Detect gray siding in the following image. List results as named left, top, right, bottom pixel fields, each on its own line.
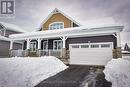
left=0, top=40, right=22, bottom=57
left=23, top=35, right=117, bottom=50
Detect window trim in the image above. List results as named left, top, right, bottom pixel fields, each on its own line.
left=53, top=40, right=63, bottom=50
left=49, top=22, right=64, bottom=30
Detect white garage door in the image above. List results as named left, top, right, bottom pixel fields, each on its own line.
left=69, top=42, right=113, bottom=65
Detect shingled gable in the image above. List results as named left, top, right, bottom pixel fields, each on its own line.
left=39, top=8, right=81, bottom=31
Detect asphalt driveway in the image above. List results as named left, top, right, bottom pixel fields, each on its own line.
left=35, top=65, right=111, bottom=87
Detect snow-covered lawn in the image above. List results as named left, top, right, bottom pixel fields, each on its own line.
left=104, top=58, right=130, bottom=87
left=0, top=56, right=68, bottom=87
left=123, top=56, right=130, bottom=61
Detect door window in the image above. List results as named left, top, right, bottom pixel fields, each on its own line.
left=53, top=40, right=63, bottom=50
left=43, top=41, right=48, bottom=50
left=30, top=42, right=37, bottom=52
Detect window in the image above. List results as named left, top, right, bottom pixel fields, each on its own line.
left=53, top=40, right=63, bottom=50
left=91, top=44, right=99, bottom=48
left=49, top=22, right=64, bottom=30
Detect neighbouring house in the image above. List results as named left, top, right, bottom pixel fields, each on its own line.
left=9, top=8, right=124, bottom=65
left=122, top=43, right=130, bottom=56
left=0, top=21, right=26, bottom=57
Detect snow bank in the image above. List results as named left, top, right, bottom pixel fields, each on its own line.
left=103, top=58, right=130, bottom=87
left=0, top=56, right=68, bottom=87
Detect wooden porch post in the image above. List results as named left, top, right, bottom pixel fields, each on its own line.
left=37, top=38, right=41, bottom=57
left=9, top=40, right=13, bottom=57
left=10, top=40, right=13, bottom=50
left=61, top=36, right=68, bottom=58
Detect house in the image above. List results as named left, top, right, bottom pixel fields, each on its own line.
left=9, top=8, right=124, bottom=65
left=0, top=21, right=26, bottom=57
left=122, top=43, right=130, bottom=56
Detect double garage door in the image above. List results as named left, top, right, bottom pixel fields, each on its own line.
left=69, top=42, right=113, bottom=65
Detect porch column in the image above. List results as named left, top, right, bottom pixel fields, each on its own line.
left=116, top=32, right=122, bottom=58
left=26, top=39, right=30, bottom=50
left=117, top=32, right=121, bottom=47
left=62, top=36, right=66, bottom=48
left=38, top=38, right=41, bottom=49
left=37, top=38, right=42, bottom=57
left=10, top=40, right=13, bottom=50
left=61, top=36, right=68, bottom=58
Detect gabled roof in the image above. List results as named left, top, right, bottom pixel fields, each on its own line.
left=0, top=21, right=26, bottom=33
left=40, top=8, right=81, bottom=28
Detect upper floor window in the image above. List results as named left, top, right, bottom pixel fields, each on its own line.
left=49, top=22, right=64, bottom=30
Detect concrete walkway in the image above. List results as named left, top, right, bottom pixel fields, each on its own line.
left=35, top=65, right=111, bottom=87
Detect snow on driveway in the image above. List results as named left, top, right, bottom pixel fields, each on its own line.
left=0, top=56, right=68, bottom=87
left=103, top=58, right=130, bottom=87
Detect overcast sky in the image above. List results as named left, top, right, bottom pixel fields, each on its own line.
left=0, top=0, right=130, bottom=44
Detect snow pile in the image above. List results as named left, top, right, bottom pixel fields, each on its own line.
left=103, top=58, right=130, bottom=87
left=0, top=56, right=68, bottom=87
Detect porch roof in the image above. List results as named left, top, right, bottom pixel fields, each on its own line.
left=9, top=25, right=123, bottom=40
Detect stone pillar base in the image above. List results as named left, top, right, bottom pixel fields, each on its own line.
left=113, top=47, right=122, bottom=59
left=25, top=49, right=29, bottom=57
left=61, top=48, right=67, bottom=58
left=116, top=47, right=122, bottom=58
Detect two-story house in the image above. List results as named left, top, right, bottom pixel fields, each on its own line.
left=9, top=8, right=123, bottom=65
left=0, top=21, right=26, bottom=57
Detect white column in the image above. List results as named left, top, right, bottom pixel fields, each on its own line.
left=117, top=32, right=121, bottom=47
left=38, top=38, right=41, bottom=49
left=10, top=40, right=13, bottom=50
left=26, top=39, right=30, bottom=50
left=62, top=36, right=66, bottom=48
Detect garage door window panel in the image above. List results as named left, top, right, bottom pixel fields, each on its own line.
left=81, top=45, right=89, bottom=48
left=101, top=44, right=110, bottom=48
left=91, top=44, right=99, bottom=48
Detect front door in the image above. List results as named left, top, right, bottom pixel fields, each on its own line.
left=43, top=41, right=48, bottom=50
left=30, top=42, right=37, bottom=52
left=53, top=40, right=63, bottom=50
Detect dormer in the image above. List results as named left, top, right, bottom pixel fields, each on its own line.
left=41, top=8, right=81, bottom=31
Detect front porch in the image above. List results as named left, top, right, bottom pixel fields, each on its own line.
left=9, top=37, right=69, bottom=64
left=10, top=49, right=69, bottom=64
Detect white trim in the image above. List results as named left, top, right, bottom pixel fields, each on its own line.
left=49, top=22, right=64, bottom=30
left=53, top=40, right=63, bottom=50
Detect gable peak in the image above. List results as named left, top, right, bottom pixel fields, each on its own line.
left=52, top=8, right=60, bottom=14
